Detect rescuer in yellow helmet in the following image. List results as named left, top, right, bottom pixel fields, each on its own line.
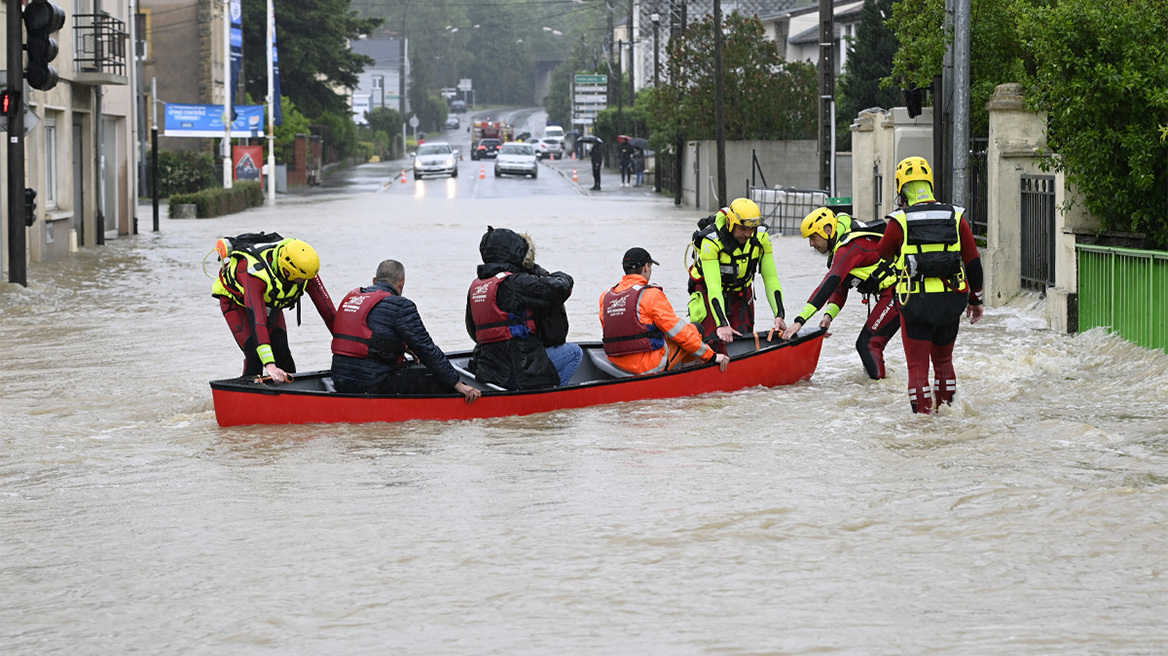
left=875, top=156, right=985, bottom=413
left=782, top=207, right=900, bottom=379
left=686, top=197, right=787, bottom=352
left=212, top=234, right=336, bottom=383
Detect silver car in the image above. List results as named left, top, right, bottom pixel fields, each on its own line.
left=494, top=142, right=539, bottom=178
left=412, top=142, right=459, bottom=179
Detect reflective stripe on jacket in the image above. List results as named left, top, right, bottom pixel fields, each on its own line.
left=889, top=203, right=966, bottom=295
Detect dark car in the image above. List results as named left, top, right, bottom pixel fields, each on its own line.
left=475, top=138, right=503, bottom=159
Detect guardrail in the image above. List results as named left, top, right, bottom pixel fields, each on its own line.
left=1077, top=244, right=1168, bottom=352
left=748, top=186, right=828, bottom=236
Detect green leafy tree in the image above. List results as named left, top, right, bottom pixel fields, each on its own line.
left=887, top=0, right=1032, bottom=136
left=272, top=96, right=312, bottom=164
left=651, top=12, right=817, bottom=150
left=1018, top=0, right=1168, bottom=248
left=242, top=0, right=381, bottom=118
left=837, top=0, right=901, bottom=149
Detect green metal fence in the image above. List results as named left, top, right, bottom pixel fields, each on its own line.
left=1077, top=244, right=1168, bottom=352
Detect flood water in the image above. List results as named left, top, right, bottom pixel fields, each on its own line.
left=2, top=167, right=1166, bottom=654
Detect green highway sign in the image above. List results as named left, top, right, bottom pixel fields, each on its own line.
left=574, top=74, right=607, bottom=85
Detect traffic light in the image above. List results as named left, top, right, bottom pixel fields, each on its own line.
left=24, top=188, right=38, bottom=227
left=24, top=0, right=66, bottom=92
left=1, top=88, right=17, bottom=117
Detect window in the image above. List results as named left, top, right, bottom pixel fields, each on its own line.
left=44, top=116, right=58, bottom=209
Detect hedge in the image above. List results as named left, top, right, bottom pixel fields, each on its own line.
left=169, top=182, right=264, bottom=219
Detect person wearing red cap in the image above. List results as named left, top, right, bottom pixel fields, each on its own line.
left=599, top=247, right=730, bottom=375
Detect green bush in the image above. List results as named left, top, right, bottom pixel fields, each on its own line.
left=153, top=150, right=219, bottom=196
left=169, top=181, right=264, bottom=218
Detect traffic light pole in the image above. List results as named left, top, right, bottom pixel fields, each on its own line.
left=7, top=0, right=28, bottom=286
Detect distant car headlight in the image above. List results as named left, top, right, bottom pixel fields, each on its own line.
left=444, top=157, right=454, bottom=167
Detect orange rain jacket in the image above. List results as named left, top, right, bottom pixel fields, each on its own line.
left=598, top=274, right=714, bottom=375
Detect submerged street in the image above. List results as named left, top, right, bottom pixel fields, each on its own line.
left=1, top=111, right=1166, bottom=653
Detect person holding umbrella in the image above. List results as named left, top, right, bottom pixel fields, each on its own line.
left=617, top=135, right=635, bottom=187
left=578, top=135, right=604, bottom=191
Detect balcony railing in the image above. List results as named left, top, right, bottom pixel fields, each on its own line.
left=73, top=13, right=128, bottom=85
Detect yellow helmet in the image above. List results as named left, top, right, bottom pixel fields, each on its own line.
left=276, top=239, right=320, bottom=281
left=800, top=207, right=837, bottom=240
left=895, top=156, right=933, bottom=193
left=725, top=198, right=762, bottom=230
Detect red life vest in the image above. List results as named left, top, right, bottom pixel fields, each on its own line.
left=468, top=272, right=537, bottom=344
left=330, top=288, right=403, bottom=363
left=602, top=284, right=665, bottom=357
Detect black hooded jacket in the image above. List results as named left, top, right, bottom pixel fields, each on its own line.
left=465, top=228, right=574, bottom=389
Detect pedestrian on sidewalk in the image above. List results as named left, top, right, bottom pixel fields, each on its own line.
left=633, top=148, right=646, bottom=187
left=619, top=140, right=634, bottom=187
left=589, top=144, right=603, bottom=191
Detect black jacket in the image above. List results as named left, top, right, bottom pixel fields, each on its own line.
left=331, top=282, right=460, bottom=393
left=465, top=228, right=574, bottom=389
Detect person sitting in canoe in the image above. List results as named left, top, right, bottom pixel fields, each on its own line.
left=212, top=233, right=336, bottom=383
left=330, top=260, right=480, bottom=404
left=599, top=247, right=729, bottom=375
left=466, top=227, right=582, bottom=389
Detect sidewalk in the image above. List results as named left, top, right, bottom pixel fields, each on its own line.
left=541, top=156, right=659, bottom=197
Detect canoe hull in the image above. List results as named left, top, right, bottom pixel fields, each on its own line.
left=210, top=332, right=823, bottom=426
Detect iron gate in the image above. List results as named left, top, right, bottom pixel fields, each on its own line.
left=1020, top=175, right=1056, bottom=291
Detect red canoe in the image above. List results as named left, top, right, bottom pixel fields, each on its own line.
left=209, top=330, right=824, bottom=426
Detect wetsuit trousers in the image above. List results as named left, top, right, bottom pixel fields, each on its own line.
left=856, top=288, right=901, bottom=380
left=221, top=298, right=295, bottom=377
left=897, top=291, right=968, bottom=413
left=693, top=281, right=755, bottom=355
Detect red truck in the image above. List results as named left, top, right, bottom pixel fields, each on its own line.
left=471, top=120, right=514, bottom=160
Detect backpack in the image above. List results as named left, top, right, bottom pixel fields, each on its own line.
left=214, top=231, right=285, bottom=261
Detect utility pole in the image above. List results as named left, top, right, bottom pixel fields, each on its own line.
left=7, top=0, right=27, bottom=285
left=627, top=0, right=634, bottom=103
left=671, top=0, right=686, bottom=206
left=152, top=77, right=159, bottom=231
left=651, top=13, right=660, bottom=88
left=818, top=0, right=835, bottom=194
left=713, top=0, right=726, bottom=206
left=950, top=0, right=971, bottom=207
left=265, top=0, right=275, bottom=204
left=221, top=0, right=232, bottom=189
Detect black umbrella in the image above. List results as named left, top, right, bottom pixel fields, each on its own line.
left=630, top=137, right=649, bottom=150
left=577, top=135, right=603, bottom=144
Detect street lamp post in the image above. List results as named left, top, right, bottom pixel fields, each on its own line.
left=651, top=13, right=660, bottom=87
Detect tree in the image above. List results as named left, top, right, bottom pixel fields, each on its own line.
left=837, top=0, right=901, bottom=149
left=242, top=0, right=381, bottom=118
left=887, top=0, right=1032, bottom=136
left=651, top=12, right=817, bottom=147
left=1018, top=0, right=1168, bottom=248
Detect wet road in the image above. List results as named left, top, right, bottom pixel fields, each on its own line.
left=1, top=109, right=1166, bottom=654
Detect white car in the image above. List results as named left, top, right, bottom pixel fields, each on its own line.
left=412, top=142, right=459, bottom=179
left=527, top=138, right=564, bottom=160
left=494, top=142, right=539, bottom=178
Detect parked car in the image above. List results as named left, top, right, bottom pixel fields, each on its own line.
left=494, top=142, right=539, bottom=178
left=445, top=115, right=460, bottom=130
left=475, top=138, right=503, bottom=159
left=412, top=142, right=459, bottom=179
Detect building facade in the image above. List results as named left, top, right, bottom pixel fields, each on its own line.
left=2, top=0, right=133, bottom=273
